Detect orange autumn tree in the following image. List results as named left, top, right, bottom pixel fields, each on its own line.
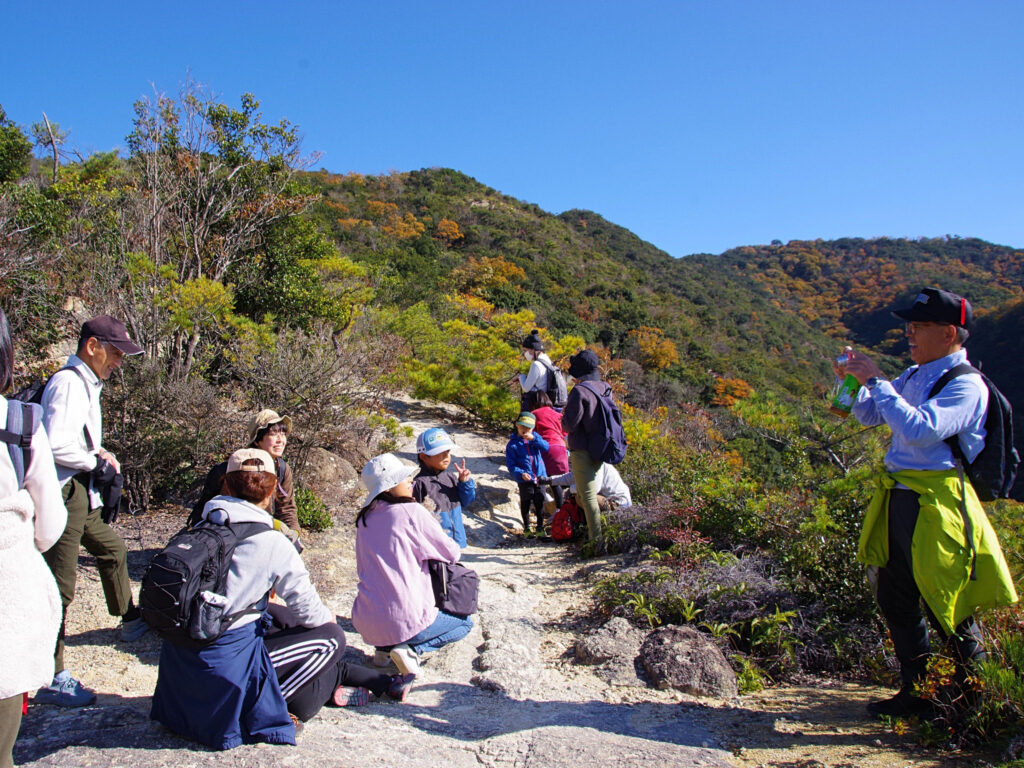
left=711, top=377, right=754, bottom=407
left=435, top=218, right=464, bottom=246
left=628, top=326, right=680, bottom=371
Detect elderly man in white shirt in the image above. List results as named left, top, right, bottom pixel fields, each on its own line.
left=37, top=316, right=144, bottom=708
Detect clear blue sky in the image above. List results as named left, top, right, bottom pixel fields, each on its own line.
left=3, top=1, right=1023, bottom=257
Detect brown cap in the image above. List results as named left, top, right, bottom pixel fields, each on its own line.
left=80, top=315, right=143, bottom=355
left=226, top=448, right=276, bottom=475
left=246, top=409, right=292, bottom=444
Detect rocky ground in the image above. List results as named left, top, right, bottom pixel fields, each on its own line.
left=13, top=398, right=997, bottom=767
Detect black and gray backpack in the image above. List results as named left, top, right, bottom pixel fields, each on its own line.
left=140, top=518, right=269, bottom=648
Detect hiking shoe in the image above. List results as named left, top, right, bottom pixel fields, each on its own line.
left=389, top=643, right=421, bottom=676
left=387, top=674, right=416, bottom=702
left=372, top=649, right=393, bottom=667
left=120, top=616, right=150, bottom=642
left=289, top=713, right=304, bottom=737
left=332, top=685, right=370, bottom=707
left=35, top=672, right=97, bottom=708
left=866, top=689, right=934, bottom=719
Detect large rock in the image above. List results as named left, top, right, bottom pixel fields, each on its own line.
left=575, top=617, right=646, bottom=665
left=301, top=447, right=358, bottom=507
left=639, top=625, right=737, bottom=699
left=575, top=616, right=648, bottom=687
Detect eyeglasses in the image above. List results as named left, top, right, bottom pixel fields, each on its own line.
left=905, top=322, right=950, bottom=334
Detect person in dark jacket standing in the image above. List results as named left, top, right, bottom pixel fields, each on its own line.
left=560, top=350, right=611, bottom=544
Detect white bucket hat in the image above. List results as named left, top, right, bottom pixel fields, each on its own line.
left=360, top=453, right=419, bottom=508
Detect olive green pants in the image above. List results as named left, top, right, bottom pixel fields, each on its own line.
left=0, top=694, right=22, bottom=768
left=42, top=476, right=132, bottom=674
left=569, top=450, right=603, bottom=543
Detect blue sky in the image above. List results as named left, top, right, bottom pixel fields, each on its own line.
left=3, top=1, right=1023, bottom=257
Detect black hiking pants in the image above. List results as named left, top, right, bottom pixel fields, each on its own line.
left=875, top=489, right=986, bottom=690
left=517, top=481, right=546, bottom=532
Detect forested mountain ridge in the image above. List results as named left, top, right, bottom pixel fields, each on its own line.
left=303, top=167, right=1024, bottom=413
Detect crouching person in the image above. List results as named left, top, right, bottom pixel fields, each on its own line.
left=150, top=449, right=403, bottom=750
left=352, top=454, right=473, bottom=685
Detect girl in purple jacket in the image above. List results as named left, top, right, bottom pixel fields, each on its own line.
left=351, top=454, right=474, bottom=689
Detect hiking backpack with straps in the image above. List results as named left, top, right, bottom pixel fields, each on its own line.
left=927, top=363, right=1019, bottom=501
left=539, top=358, right=568, bottom=409
left=1, top=400, right=39, bottom=489
left=139, top=519, right=270, bottom=648
left=577, top=381, right=628, bottom=464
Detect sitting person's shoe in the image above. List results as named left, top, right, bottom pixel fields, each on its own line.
left=332, top=685, right=370, bottom=707
left=386, top=673, right=416, bottom=702
left=866, top=688, right=933, bottom=719
left=120, top=616, right=150, bottom=642
left=289, top=712, right=305, bottom=737
left=389, top=643, right=421, bottom=676
left=35, top=671, right=97, bottom=708
left=372, top=649, right=393, bottom=667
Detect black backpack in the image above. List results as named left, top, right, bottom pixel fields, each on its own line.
left=140, top=519, right=269, bottom=648
left=539, top=358, right=568, bottom=409
left=1, top=400, right=39, bottom=489
left=928, top=363, right=1019, bottom=501
left=11, top=365, right=87, bottom=406
left=577, top=381, right=628, bottom=465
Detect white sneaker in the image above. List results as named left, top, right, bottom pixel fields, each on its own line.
left=372, top=649, right=392, bottom=667
left=389, top=644, right=421, bottom=676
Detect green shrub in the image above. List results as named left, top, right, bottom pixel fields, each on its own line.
left=295, top=487, right=333, bottom=531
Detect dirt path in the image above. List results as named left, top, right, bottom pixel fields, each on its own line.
left=13, top=398, right=987, bottom=767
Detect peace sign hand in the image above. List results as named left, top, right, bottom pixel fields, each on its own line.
left=457, top=459, right=472, bottom=482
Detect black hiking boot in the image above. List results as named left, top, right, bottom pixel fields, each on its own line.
left=866, top=688, right=934, bottom=719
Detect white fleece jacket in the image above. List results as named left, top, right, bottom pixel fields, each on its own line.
left=201, top=496, right=332, bottom=629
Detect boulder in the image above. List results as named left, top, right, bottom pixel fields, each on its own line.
left=639, top=625, right=737, bottom=699
left=575, top=617, right=646, bottom=665
left=301, top=447, right=358, bottom=507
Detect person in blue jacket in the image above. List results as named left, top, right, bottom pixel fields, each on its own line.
left=412, top=428, right=475, bottom=548
left=505, top=412, right=550, bottom=535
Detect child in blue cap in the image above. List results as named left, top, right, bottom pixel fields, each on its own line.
left=504, top=412, right=550, bottom=536
left=411, top=428, right=475, bottom=548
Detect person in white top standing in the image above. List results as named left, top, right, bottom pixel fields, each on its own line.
left=37, top=315, right=145, bottom=708
left=517, top=330, right=555, bottom=410
left=0, top=307, right=66, bottom=767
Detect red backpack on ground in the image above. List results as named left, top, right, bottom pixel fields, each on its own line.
left=550, top=496, right=585, bottom=541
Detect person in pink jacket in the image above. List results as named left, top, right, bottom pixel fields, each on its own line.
left=524, top=390, right=569, bottom=509
left=351, top=454, right=473, bottom=688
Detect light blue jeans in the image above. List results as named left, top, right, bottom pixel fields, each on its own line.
left=404, top=610, right=473, bottom=654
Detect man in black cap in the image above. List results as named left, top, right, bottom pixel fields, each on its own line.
left=36, top=316, right=145, bottom=707
left=840, top=288, right=1017, bottom=718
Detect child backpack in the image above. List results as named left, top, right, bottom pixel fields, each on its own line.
left=577, top=381, right=628, bottom=464
left=1, top=401, right=39, bottom=489
left=539, top=358, right=569, bottom=409
left=928, top=364, right=1019, bottom=501
left=139, top=519, right=269, bottom=648
left=550, top=496, right=585, bottom=541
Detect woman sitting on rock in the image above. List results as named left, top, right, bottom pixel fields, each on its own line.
left=351, top=454, right=473, bottom=686
left=188, top=409, right=298, bottom=531
left=151, top=448, right=407, bottom=751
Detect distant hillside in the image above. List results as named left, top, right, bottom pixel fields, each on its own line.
left=303, top=167, right=1024, bottom=425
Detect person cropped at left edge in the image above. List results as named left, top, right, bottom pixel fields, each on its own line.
left=0, top=307, right=66, bottom=768
left=37, top=315, right=146, bottom=708
left=412, top=427, right=475, bottom=548
left=151, top=449, right=408, bottom=751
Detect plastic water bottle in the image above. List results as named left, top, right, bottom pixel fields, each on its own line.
left=829, top=354, right=860, bottom=418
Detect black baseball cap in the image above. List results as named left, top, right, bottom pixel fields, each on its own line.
left=79, top=315, right=144, bottom=355
left=892, top=287, right=973, bottom=329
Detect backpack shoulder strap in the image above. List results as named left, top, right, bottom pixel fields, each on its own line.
left=1, top=401, right=38, bottom=489
left=46, top=365, right=96, bottom=452
left=926, top=363, right=977, bottom=401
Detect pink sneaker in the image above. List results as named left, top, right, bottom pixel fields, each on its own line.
left=332, top=685, right=370, bottom=707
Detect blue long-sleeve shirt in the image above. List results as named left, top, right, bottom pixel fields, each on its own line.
left=505, top=432, right=550, bottom=482
left=851, top=349, right=987, bottom=472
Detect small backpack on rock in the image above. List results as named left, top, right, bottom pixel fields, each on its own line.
left=140, top=518, right=268, bottom=648
left=550, top=496, right=585, bottom=541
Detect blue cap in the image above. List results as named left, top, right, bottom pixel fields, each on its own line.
left=416, top=428, right=456, bottom=456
